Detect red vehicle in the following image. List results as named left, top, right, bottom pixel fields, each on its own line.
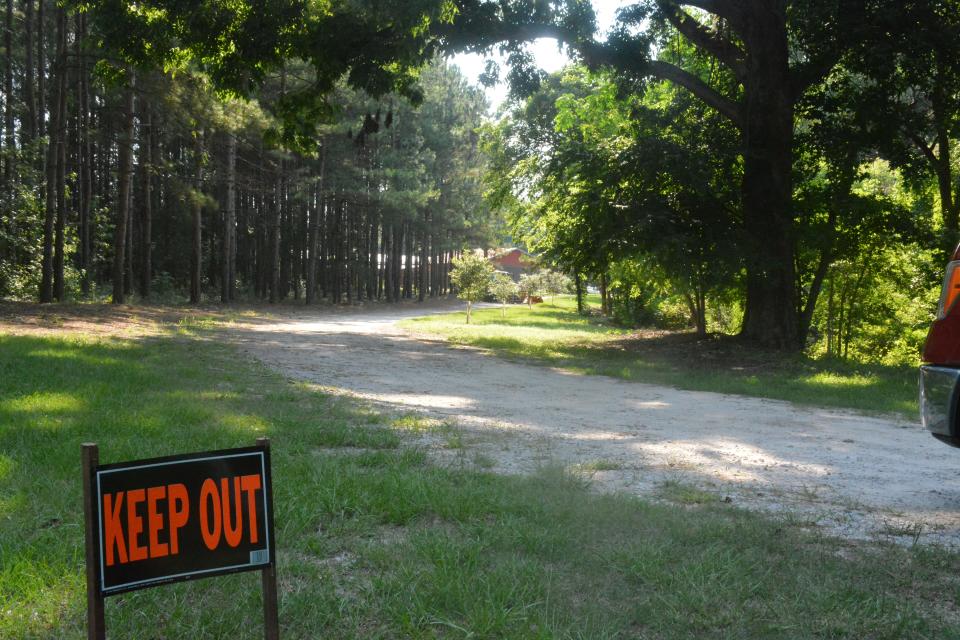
left=921, top=243, right=960, bottom=446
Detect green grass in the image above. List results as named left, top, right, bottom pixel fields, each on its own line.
left=3, top=325, right=959, bottom=638
left=402, top=297, right=920, bottom=418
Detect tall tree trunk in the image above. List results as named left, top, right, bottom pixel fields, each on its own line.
left=139, top=103, right=153, bottom=298
left=221, top=132, right=236, bottom=302
left=38, top=7, right=62, bottom=303
left=125, top=183, right=134, bottom=297
left=418, top=213, right=428, bottom=302
left=736, top=11, right=798, bottom=349
left=77, top=11, right=92, bottom=295
left=306, top=146, right=325, bottom=304
left=279, top=174, right=292, bottom=300
left=3, top=0, right=14, bottom=187
left=269, top=172, right=281, bottom=303
left=23, top=0, right=36, bottom=142
left=111, top=74, right=135, bottom=304
left=52, top=6, right=67, bottom=300
left=38, top=97, right=56, bottom=302
left=36, top=0, right=44, bottom=139
left=190, top=132, right=203, bottom=304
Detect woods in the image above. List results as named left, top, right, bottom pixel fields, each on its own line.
left=0, top=4, right=493, bottom=305
left=1, top=0, right=959, bottom=357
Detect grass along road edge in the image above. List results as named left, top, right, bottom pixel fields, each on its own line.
left=400, top=296, right=920, bottom=419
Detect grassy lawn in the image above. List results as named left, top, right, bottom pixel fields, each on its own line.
left=401, top=297, right=920, bottom=419
left=2, top=318, right=958, bottom=638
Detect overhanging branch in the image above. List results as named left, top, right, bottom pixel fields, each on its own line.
left=658, top=2, right=746, bottom=81
left=647, top=60, right=744, bottom=128
left=677, top=0, right=746, bottom=29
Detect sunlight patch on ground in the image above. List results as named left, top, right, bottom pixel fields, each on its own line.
left=0, top=391, right=84, bottom=415
left=362, top=392, right=477, bottom=410
left=217, top=413, right=271, bottom=433
left=635, top=439, right=834, bottom=484
left=801, top=371, right=880, bottom=389
left=631, top=400, right=671, bottom=409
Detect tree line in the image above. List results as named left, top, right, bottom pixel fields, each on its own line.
left=0, top=3, right=494, bottom=304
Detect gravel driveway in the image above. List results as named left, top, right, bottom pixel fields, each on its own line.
left=229, top=301, right=960, bottom=545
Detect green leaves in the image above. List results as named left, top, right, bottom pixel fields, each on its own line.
left=450, top=251, right=495, bottom=304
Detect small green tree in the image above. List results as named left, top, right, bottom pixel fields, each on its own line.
left=450, top=252, right=495, bottom=323
left=490, top=273, right=518, bottom=318
left=518, top=272, right=543, bottom=308
left=542, top=270, right=573, bottom=303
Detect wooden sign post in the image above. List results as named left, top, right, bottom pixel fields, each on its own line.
left=82, top=439, right=279, bottom=639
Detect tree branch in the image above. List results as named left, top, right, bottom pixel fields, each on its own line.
left=910, top=132, right=939, bottom=166
left=647, top=60, right=743, bottom=128
left=790, top=54, right=842, bottom=99
left=677, top=0, right=746, bottom=28
left=658, top=3, right=746, bottom=81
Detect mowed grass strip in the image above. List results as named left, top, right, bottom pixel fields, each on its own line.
left=401, top=297, right=920, bottom=419
left=2, top=326, right=958, bottom=638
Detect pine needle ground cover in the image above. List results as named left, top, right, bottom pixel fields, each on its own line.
left=1, top=315, right=957, bottom=638
left=401, top=297, right=919, bottom=419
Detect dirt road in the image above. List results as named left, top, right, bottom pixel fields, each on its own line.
left=229, top=302, right=960, bottom=545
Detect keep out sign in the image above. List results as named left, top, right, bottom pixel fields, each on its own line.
left=93, top=446, right=274, bottom=595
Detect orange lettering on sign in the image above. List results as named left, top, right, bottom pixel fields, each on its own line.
left=103, top=492, right=128, bottom=566
left=168, top=483, right=189, bottom=554
left=199, top=478, right=221, bottom=550
left=126, top=488, right=148, bottom=562
left=240, top=474, right=262, bottom=544
left=146, top=486, right=169, bottom=559
left=222, top=477, right=243, bottom=548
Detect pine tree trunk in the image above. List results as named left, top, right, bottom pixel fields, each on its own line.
left=269, top=172, right=281, bottom=303
left=38, top=7, right=61, bottom=303
left=23, top=0, right=36, bottom=143
left=111, top=74, right=135, bottom=304
left=139, top=102, right=153, bottom=298
left=36, top=0, right=44, bottom=139
left=306, top=184, right=319, bottom=304
left=3, top=0, right=14, bottom=187
left=77, top=11, right=92, bottom=295
left=52, top=6, right=67, bottom=300
left=221, top=132, right=236, bottom=302
left=418, top=216, right=428, bottom=302
left=402, top=222, right=412, bottom=299
left=190, top=132, right=203, bottom=304
left=279, top=175, right=292, bottom=300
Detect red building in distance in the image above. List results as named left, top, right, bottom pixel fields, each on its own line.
left=489, top=248, right=536, bottom=282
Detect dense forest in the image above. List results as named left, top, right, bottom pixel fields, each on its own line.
left=0, top=4, right=494, bottom=305
left=2, top=0, right=960, bottom=360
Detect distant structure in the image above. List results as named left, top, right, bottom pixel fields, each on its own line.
left=488, top=248, right=535, bottom=282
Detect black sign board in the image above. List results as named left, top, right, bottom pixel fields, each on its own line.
left=91, top=446, right=274, bottom=595
left=82, top=440, right=279, bottom=640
